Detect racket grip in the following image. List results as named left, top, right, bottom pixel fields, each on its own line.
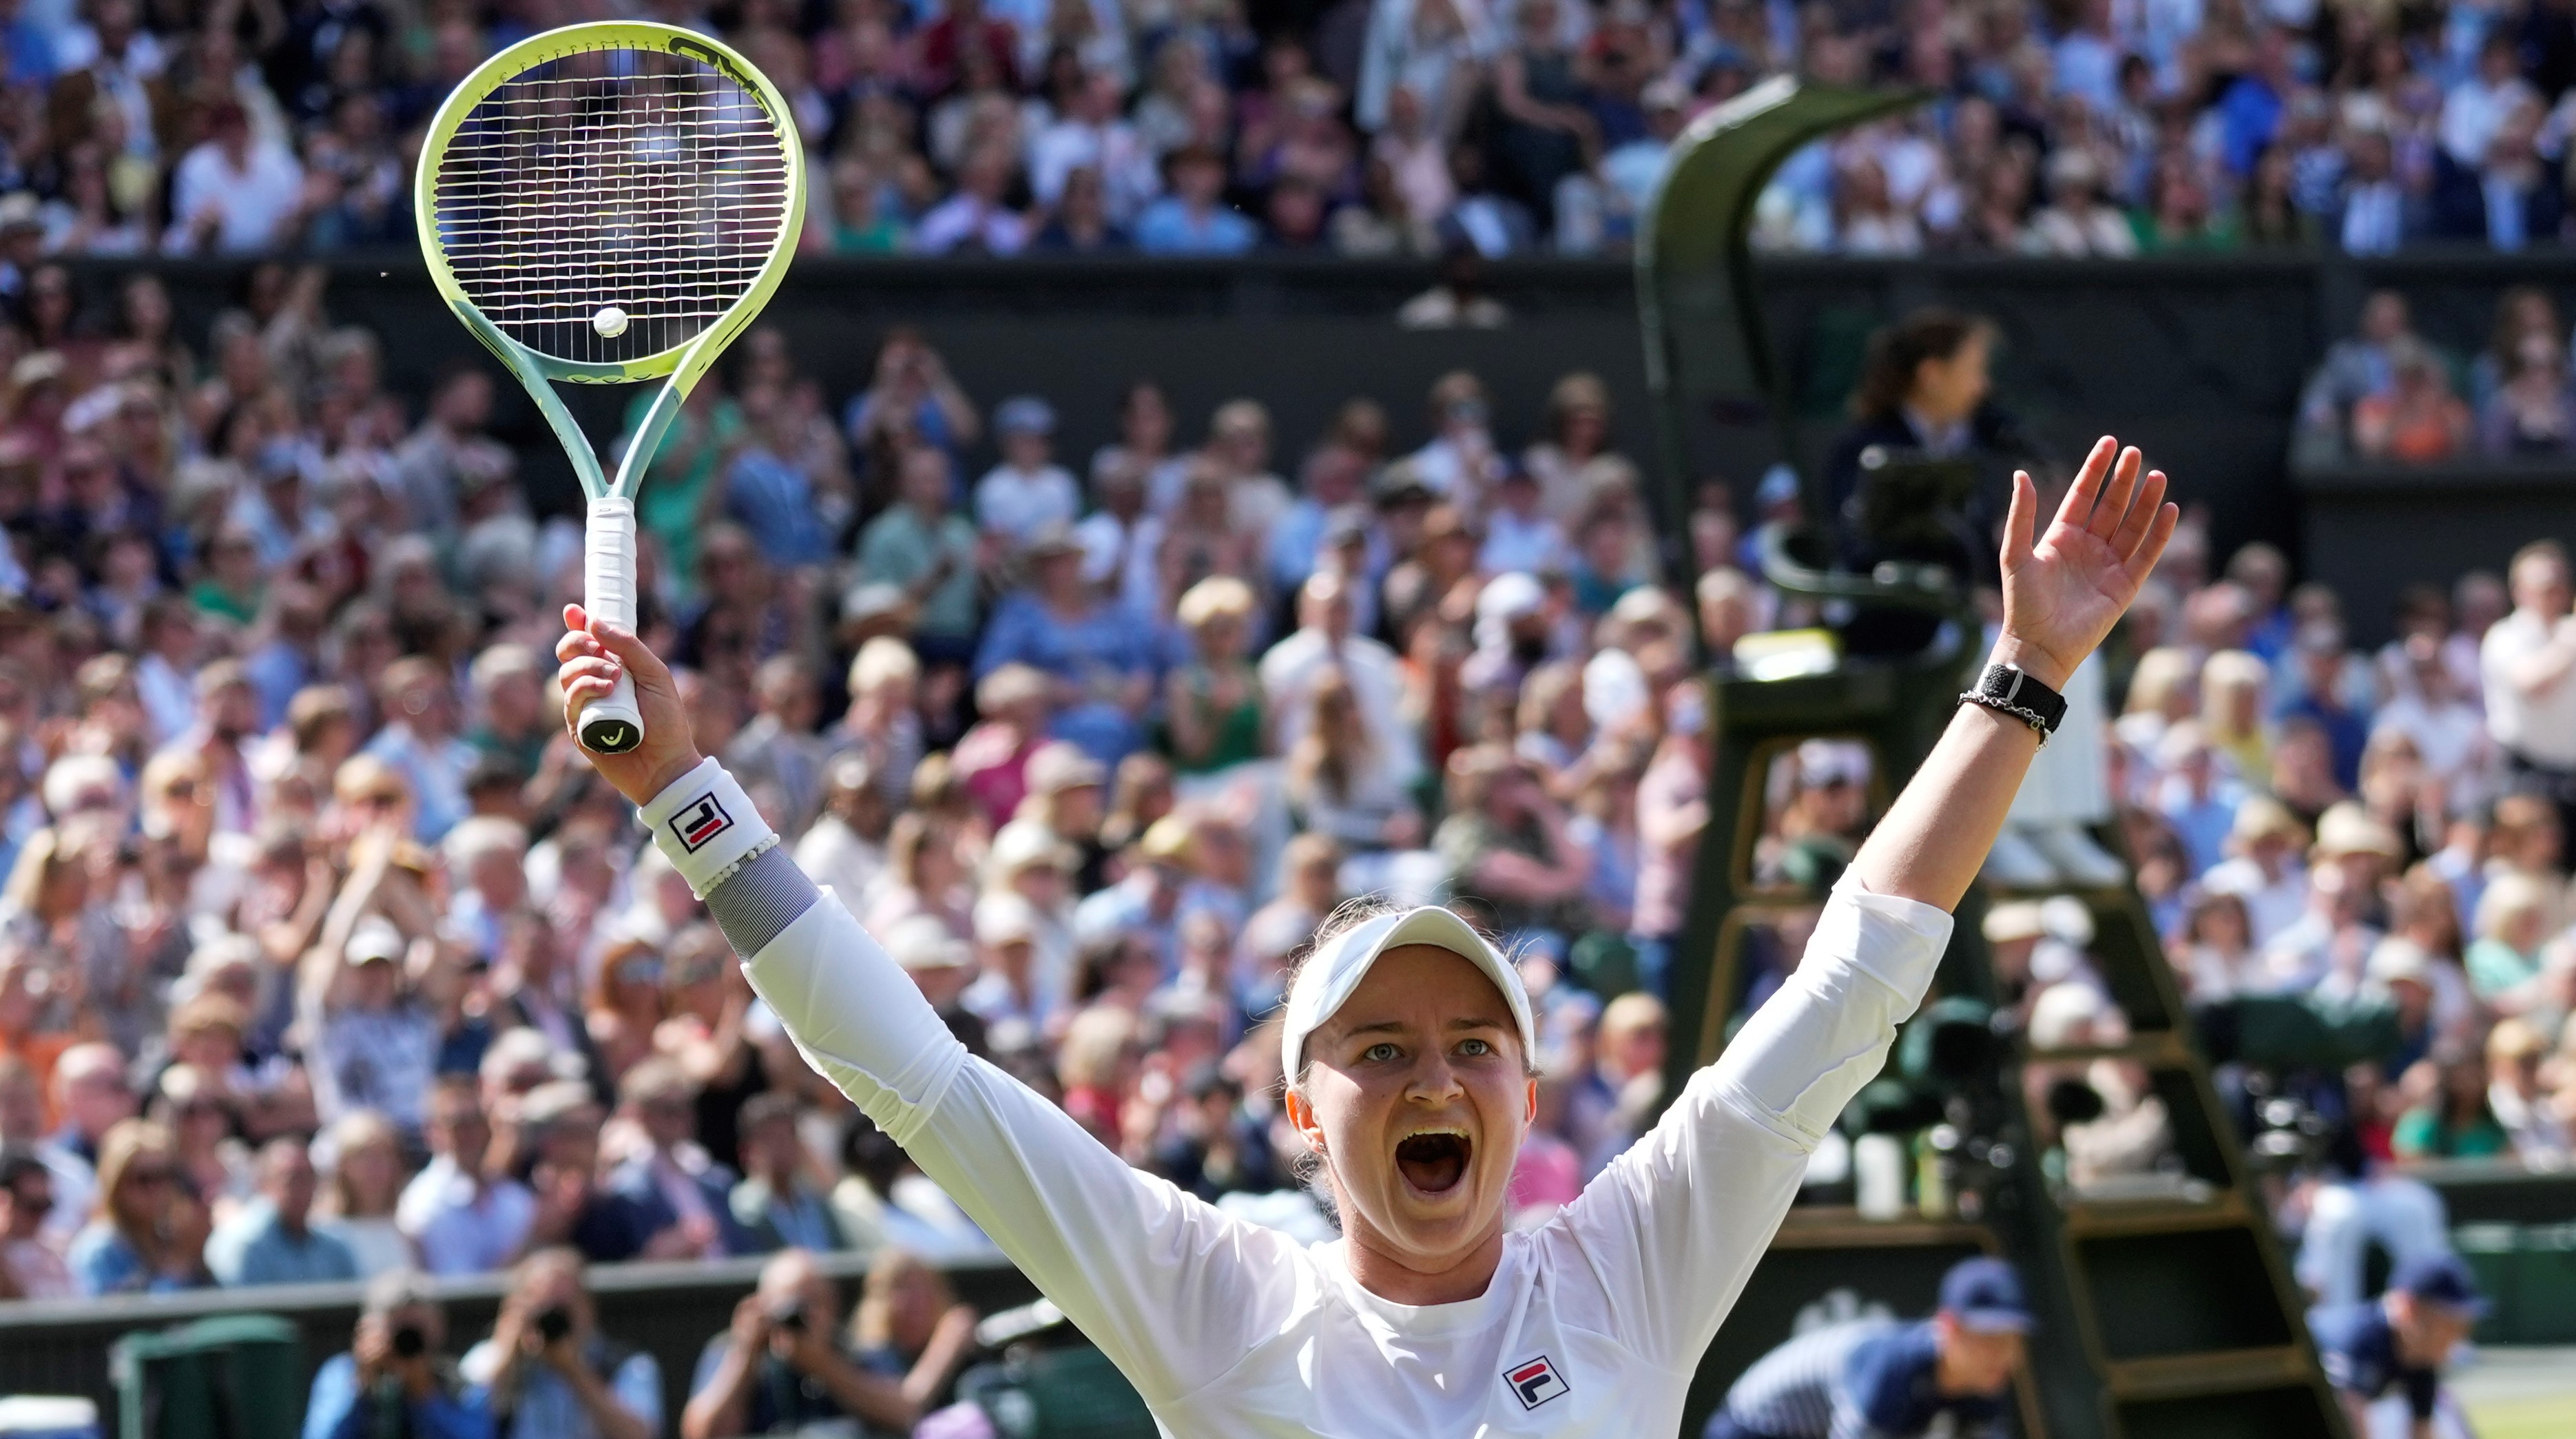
left=577, top=497, right=645, bottom=756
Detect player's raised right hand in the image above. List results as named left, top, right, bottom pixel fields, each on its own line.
left=557, top=603, right=703, bottom=807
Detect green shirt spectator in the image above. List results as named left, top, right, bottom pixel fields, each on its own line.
left=855, top=446, right=981, bottom=648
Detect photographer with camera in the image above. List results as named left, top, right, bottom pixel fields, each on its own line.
left=683, top=1247, right=943, bottom=1439
left=461, top=1247, right=658, bottom=1439
left=300, top=1270, right=488, bottom=1439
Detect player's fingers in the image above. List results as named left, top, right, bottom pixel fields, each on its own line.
left=2057, top=436, right=2115, bottom=531
left=2110, top=469, right=2168, bottom=557
left=585, top=617, right=674, bottom=693
left=560, top=656, right=621, bottom=690
left=2004, top=470, right=2037, bottom=568
left=556, top=628, right=605, bottom=664
left=2123, top=501, right=2183, bottom=586
left=561, top=674, right=616, bottom=710
left=2088, top=446, right=2142, bottom=539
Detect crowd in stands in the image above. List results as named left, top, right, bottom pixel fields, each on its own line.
left=11, top=0, right=2576, bottom=263
left=2300, top=286, right=2576, bottom=462
left=3, top=247, right=2575, bottom=1422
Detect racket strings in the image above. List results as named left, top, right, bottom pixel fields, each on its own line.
left=431, top=48, right=791, bottom=369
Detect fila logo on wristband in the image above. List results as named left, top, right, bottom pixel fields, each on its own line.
left=1504, top=1356, right=1569, bottom=1410
left=672, top=793, right=734, bottom=853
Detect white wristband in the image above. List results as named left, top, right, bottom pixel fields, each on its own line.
left=638, top=758, right=776, bottom=899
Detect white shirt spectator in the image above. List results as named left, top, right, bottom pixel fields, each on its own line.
left=1028, top=115, right=1159, bottom=223
left=975, top=462, right=1082, bottom=546
left=2441, top=68, right=2539, bottom=169
left=1259, top=625, right=1423, bottom=787
left=165, top=136, right=305, bottom=253
left=2201, top=856, right=2311, bottom=946
left=2370, top=696, right=2489, bottom=791
left=397, top=1155, right=536, bottom=1277
left=913, top=194, right=1031, bottom=255
left=2480, top=606, right=2576, bottom=767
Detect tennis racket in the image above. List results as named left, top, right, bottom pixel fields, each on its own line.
left=416, top=21, right=805, bottom=755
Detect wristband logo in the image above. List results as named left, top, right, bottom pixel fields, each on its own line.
left=673, top=793, right=734, bottom=853
left=1504, top=1356, right=1568, bottom=1410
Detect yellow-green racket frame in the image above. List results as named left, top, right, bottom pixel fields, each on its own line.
left=415, top=21, right=806, bottom=754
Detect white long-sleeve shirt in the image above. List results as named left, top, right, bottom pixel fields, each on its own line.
left=658, top=761, right=1951, bottom=1436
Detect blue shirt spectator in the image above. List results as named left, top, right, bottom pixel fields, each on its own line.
left=974, top=537, right=1161, bottom=764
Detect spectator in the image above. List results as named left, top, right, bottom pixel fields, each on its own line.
left=729, top=1091, right=843, bottom=1254
left=315, top=1109, right=413, bottom=1278
left=399, top=1076, right=534, bottom=1278
left=302, top=1270, right=488, bottom=1439
left=2478, top=327, right=2576, bottom=455
left=0, top=1146, right=72, bottom=1298
left=1134, top=146, right=1258, bottom=255
left=683, top=1248, right=939, bottom=1439
left=2480, top=541, right=2576, bottom=841
left=67, top=1117, right=207, bottom=1295
left=605, top=1058, right=742, bottom=1261
left=2351, top=342, right=2473, bottom=463
left=207, top=1134, right=358, bottom=1287
left=975, top=397, right=1082, bottom=550
left=854, top=446, right=983, bottom=666
left=165, top=103, right=306, bottom=254
left=974, top=526, right=1160, bottom=764
left=462, top=1248, right=660, bottom=1439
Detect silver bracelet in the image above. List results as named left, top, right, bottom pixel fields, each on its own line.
left=1959, top=690, right=2052, bottom=745
left=697, top=834, right=780, bottom=897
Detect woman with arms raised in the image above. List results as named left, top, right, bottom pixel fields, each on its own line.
left=554, top=439, right=2177, bottom=1436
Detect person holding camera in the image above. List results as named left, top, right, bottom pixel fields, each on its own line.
left=300, top=1270, right=489, bottom=1439
left=682, top=1248, right=952, bottom=1439
left=461, top=1247, right=658, bottom=1439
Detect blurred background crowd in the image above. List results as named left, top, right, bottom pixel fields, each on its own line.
left=1, top=253, right=2575, bottom=1433
left=12, top=0, right=2576, bottom=265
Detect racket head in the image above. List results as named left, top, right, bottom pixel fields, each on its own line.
left=415, top=22, right=806, bottom=390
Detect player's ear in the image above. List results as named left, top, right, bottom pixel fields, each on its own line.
left=1283, top=1084, right=1325, bottom=1153
left=1523, top=1075, right=1538, bottom=1127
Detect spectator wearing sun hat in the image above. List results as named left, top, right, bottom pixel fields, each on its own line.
left=975, top=397, right=1081, bottom=551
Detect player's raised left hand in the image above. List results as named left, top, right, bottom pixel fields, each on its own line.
left=557, top=604, right=703, bottom=806
left=1991, top=435, right=2179, bottom=691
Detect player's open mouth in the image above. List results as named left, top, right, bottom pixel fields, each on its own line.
left=1395, top=1128, right=1471, bottom=1195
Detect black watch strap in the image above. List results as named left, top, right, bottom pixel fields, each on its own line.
left=1962, top=662, right=2068, bottom=738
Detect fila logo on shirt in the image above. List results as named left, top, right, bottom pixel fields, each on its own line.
left=672, top=793, right=734, bottom=853
left=1504, top=1355, right=1569, bottom=1410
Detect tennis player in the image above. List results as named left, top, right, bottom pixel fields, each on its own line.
left=556, top=437, right=2176, bottom=1436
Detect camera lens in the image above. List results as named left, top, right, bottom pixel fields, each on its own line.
left=391, top=1325, right=426, bottom=1358
left=771, top=1303, right=807, bottom=1334
left=534, top=1307, right=572, bottom=1344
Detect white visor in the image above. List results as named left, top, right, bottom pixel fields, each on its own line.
left=1279, top=906, right=1537, bottom=1087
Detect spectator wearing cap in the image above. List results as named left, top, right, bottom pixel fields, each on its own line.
left=953, top=665, right=1055, bottom=829
left=2199, top=796, right=2312, bottom=946
left=727, top=1092, right=844, bottom=1255
left=1706, top=1256, right=2030, bottom=1439
left=885, top=913, right=993, bottom=1056
left=854, top=445, right=984, bottom=668
left=2310, top=1254, right=2484, bottom=1438
left=1135, top=146, right=1258, bottom=255
left=975, top=397, right=1081, bottom=550
left=308, top=915, right=438, bottom=1138
left=964, top=892, right=1056, bottom=1033
left=1017, top=740, right=1111, bottom=888
left=399, top=1075, right=534, bottom=1278
left=206, top=1134, right=360, bottom=1287
left=974, top=523, right=1160, bottom=765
